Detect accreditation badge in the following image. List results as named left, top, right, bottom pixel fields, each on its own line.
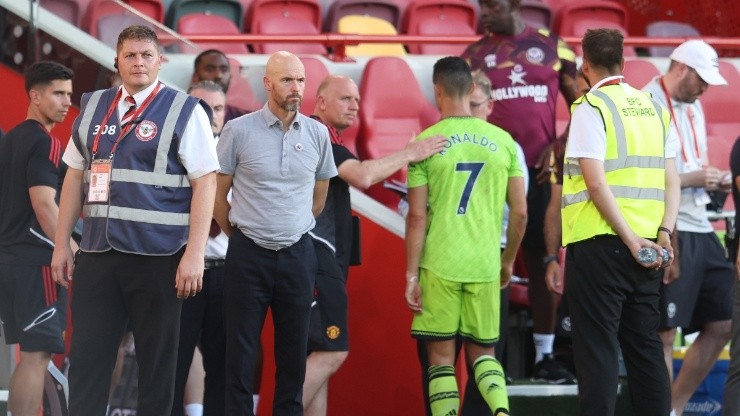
left=88, top=159, right=113, bottom=203
left=692, top=187, right=711, bottom=207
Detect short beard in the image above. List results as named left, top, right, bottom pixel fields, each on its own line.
left=281, top=98, right=301, bottom=112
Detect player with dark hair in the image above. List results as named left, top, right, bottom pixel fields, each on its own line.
left=0, top=60, right=74, bottom=416
left=406, top=56, right=526, bottom=416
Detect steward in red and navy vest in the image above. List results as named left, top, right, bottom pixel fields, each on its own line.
left=70, top=85, right=209, bottom=255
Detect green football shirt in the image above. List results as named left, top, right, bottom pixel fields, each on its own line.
left=407, top=116, right=522, bottom=283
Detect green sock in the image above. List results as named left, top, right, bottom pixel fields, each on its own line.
left=428, top=365, right=459, bottom=416
left=473, top=355, right=509, bottom=415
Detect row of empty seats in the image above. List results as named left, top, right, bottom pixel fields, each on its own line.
left=247, top=56, right=736, bottom=211
left=41, top=0, right=704, bottom=57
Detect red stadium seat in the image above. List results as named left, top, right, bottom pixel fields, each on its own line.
left=299, top=56, right=330, bottom=117
left=166, top=0, right=243, bottom=30
left=554, top=92, right=569, bottom=138
left=538, top=0, right=565, bottom=16
left=40, top=0, right=89, bottom=26
left=702, top=62, right=740, bottom=144
left=324, top=0, right=401, bottom=32
left=98, top=14, right=153, bottom=49
left=83, top=0, right=153, bottom=40
left=622, top=59, right=660, bottom=89
left=177, top=13, right=249, bottom=54
left=226, top=58, right=262, bottom=113
left=520, top=0, right=552, bottom=30
left=645, top=21, right=701, bottom=57
left=247, top=0, right=322, bottom=30
left=125, top=0, right=164, bottom=22
left=553, top=0, right=633, bottom=56
left=402, top=0, right=477, bottom=55
left=707, top=134, right=734, bottom=172
left=247, top=0, right=326, bottom=54
left=236, top=0, right=254, bottom=22
left=358, top=57, right=439, bottom=209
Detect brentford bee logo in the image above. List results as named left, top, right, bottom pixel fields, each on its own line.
left=136, top=120, right=157, bottom=142
left=526, top=47, right=545, bottom=64
left=326, top=325, right=341, bottom=340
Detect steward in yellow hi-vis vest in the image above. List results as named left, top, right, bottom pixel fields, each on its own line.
left=561, top=82, right=671, bottom=245
left=561, top=29, right=680, bottom=416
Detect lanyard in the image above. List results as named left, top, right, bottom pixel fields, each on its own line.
left=659, top=77, right=702, bottom=167
left=91, top=82, right=162, bottom=159
left=590, top=75, right=624, bottom=90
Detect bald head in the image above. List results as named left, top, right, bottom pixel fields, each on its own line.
left=264, top=51, right=306, bottom=114
left=314, top=74, right=360, bottom=132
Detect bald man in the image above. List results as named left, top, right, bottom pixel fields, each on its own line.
left=304, top=75, right=445, bottom=415
left=214, top=51, right=337, bottom=416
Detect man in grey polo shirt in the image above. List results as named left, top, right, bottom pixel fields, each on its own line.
left=214, top=51, right=337, bottom=416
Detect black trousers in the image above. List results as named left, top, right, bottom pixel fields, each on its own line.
left=565, top=236, right=670, bottom=416
left=172, top=265, right=226, bottom=416
left=68, top=249, right=183, bottom=416
left=224, top=232, right=316, bottom=416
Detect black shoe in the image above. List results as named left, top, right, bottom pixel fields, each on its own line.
left=531, top=354, right=577, bottom=384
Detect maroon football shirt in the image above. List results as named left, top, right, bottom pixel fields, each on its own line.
left=463, top=26, right=577, bottom=167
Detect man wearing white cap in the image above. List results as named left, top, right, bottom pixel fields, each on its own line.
left=643, top=39, right=732, bottom=415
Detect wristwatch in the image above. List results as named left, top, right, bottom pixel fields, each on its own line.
left=542, top=254, right=559, bottom=266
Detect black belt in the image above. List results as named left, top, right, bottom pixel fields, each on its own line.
left=204, top=258, right=225, bottom=270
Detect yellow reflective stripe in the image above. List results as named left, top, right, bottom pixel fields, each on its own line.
left=83, top=205, right=190, bottom=226
left=591, top=89, right=627, bottom=162
left=564, top=156, right=664, bottom=175
left=648, top=97, right=668, bottom=145
left=562, top=186, right=665, bottom=207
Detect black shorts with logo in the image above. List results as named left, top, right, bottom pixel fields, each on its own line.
left=308, top=242, right=349, bottom=352
left=659, top=231, right=734, bottom=333
left=0, top=264, right=67, bottom=353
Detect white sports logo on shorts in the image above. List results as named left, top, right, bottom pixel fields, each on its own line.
left=667, top=302, right=677, bottom=319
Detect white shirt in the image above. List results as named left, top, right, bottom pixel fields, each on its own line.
left=205, top=135, right=228, bottom=260
left=643, top=76, right=713, bottom=233
left=63, top=79, right=219, bottom=180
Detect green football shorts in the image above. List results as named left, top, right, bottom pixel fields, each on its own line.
left=411, top=268, right=500, bottom=346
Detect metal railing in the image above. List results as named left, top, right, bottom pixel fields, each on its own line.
left=166, top=34, right=740, bottom=61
